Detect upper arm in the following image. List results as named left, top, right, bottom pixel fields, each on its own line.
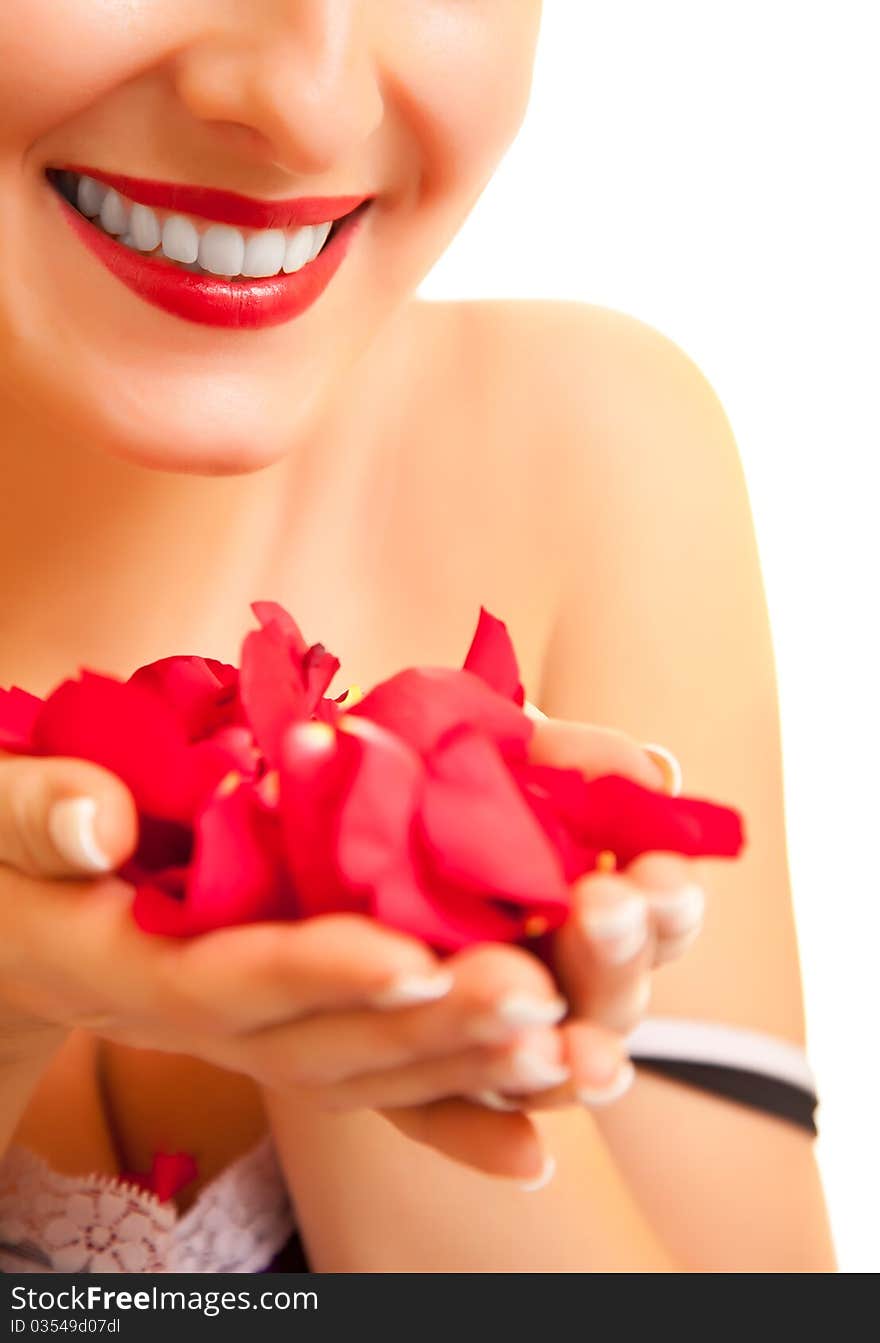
left=534, top=304, right=836, bottom=1269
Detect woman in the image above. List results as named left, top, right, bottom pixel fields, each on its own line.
left=0, top=1, right=835, bottom=1272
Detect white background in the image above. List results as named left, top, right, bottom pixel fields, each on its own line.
left=420, top=0, right=879, bottom=1272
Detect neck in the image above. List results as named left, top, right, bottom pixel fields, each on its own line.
left=0, top=301, right=419, bottom=692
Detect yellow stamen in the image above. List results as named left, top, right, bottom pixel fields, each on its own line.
left=340, top=684, right=364, bottom=708
left=524, top=915, right=550, bottom=938
left=259, top=769, right=281, bottom=805
left=294, top=721, right=336, bottom=748
left=216, top=770, right=242, bottom=798
left=596, top=850, right=617, bottom=873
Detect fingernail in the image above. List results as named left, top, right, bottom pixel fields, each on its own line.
left=369, top=970, right=454, bottom=1009
left=469, top=1090, right=520, bottom=1112
left=504, top=1049, right=571, bottom=1093
left=523, top=701, right=549, bottom=722
left=580, top=898, right=648, bottom=964
left=468, top=993, right=567, bottom=1044
left=494, top=993, right=568, bottom=1029
left=641, top=743, right=682, bottom=796
left=650, top=883, right=705, bottom=936
left=577, top=1060, right=636, bottom=1107
left=47, top=797, right=113, bottom=873
left=519, top=1153, right=556, bottom=1192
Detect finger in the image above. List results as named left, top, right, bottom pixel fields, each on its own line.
left=381, top=1099, right=547, bottom=1183
left=227, top=945, right=568, bottom=1086
left=0, top=752, right=138, bottom=878
left=552, top=870, right=653, bottom=1031
left=151, top=914, right=455, bottom=1034
left=526, top=717, right=667, bottom=790
left=626, top=852, right=706, bottom=966
left=317, top=1025, right=570, bottom=1112
left=474, top=1019, right=635, bottom=1114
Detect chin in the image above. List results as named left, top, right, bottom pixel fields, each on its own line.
left=86, top=370, right=313, bottom=477
left=103, top=429, right=290, bottom=478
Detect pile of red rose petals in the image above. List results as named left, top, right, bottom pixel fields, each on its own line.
left=0, top=603, right=744, bottom=951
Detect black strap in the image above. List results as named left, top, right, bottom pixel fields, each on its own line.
left=632, top=1055, right=818, bottom=1135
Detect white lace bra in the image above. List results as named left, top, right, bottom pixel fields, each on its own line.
left=0, top=1132, right=295, bottom=1275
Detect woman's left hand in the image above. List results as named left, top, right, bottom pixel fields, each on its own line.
left=471, top=712, right=706, bottom=1114
left=360, top=712, right=707, bottom=1179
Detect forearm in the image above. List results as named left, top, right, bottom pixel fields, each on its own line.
left=263, top=1088, right=680, bottom=1273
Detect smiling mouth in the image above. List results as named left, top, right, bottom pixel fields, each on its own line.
left=45, top=168, right=364, bottom=282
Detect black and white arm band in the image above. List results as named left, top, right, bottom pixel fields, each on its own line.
left=625, top=1017, right=819, bottom=1135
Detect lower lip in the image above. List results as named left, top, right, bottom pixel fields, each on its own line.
left=51, top=189, right=367, bottom=330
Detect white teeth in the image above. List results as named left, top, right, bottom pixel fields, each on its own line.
left=308, top=221, right=332, bottom=262
left=129, top=203, right=161, bottom=252
left=161, top=214, right=199, bottom=264
left=241, top=228, right=286, bottom=278
left=65, top=172, right=337, bottom=278
left=99, top=188, right=128, bottom=235
left=76, top=175, right=106, bottom=217
left=283, top=225, right=315, bottom=274
left=199, top=223, right=245, bottom=276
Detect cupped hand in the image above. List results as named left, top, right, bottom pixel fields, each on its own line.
left=458, top=713, right=706, bottom=1125
left=0, top=750, right=610, bottom=1185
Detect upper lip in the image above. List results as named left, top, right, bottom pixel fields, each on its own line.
left=53, top=164, right=371, bottom=231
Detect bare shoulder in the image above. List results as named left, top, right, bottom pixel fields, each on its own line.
left=425, top=296, right=735, bottom=499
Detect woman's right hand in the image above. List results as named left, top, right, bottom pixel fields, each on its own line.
left=0, top=751, right=630, bottom=1183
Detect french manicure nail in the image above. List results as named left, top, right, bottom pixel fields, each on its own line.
left=505, top=1049, right=572, bottom=1092
left=369, top=970, right=454, bottom=1009
left=577, top=1060, right=636, bottom=1107
left=581, top=898, right=648, bottom=964
left=519, top=1153, right=557, bottom=1192
left=641, top=742, right=683, bottom=796
left=650, top=883, right=705, bottom=935
left=47, top=797, right=113, bottom=873
left=494, top=993, right=568, bottom=1029
left=469, top=1090, right=519, bottom=1112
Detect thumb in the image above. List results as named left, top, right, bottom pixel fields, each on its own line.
left=0, top=753, right=138, bottom=879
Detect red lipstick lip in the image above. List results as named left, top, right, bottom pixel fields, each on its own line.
left=50, top=184, right=369, bottom=330
left=55, top=164, right=370, bottom=230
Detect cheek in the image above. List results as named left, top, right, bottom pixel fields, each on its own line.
left=387, top=8, right=540, bottom=202
left=0, top=2, right=178, bottom=145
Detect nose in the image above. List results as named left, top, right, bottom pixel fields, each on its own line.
left=172, top=1, right=384, bottom=177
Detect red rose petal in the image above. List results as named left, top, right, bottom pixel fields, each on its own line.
left=279, top=721, right=368, bottom=918
left=250, top=602, right=341, bottom=711
left=131, top=867, right=191, bottom=936
left=578, top=774, right=746, bottom=866
left=119, top=1151, right=199, bottom=1203
left=0, top=686, right=43, bottom=751
left=182, top=782, right=290, bottom=933
left=512, top=762, right=599, bottom=882
left=31, top=673, right=205, bottom=822
left=370, top=866, right=529, bottom=951
left=420, top=725, right=569, bottom=909
left=333, top=718, right=424, bottom=891
left=128, top=656, right=240, bottom=740
left=251, top=601, right=311, bottom=660
left=462, top=607, right=525, bottom=706
left=350, top=667, right=532, bottom=759
left=239, top=622, right=310, bottom=768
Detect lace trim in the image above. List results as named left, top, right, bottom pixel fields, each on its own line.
left=0, top=1132, right=296, bottom=1274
